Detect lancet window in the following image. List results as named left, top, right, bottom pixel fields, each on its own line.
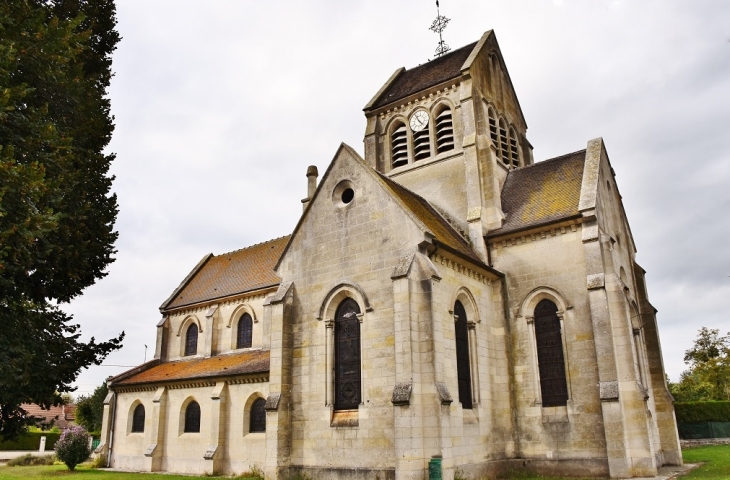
left=184, top=401, right=201, bottom=433
left=249, top=398, right=266, bottom=432
left=185, top=324, right=198, bottom=356
left=237, top=313, right=253, bottom=349
left=334, top=298, right=361, bottom=410
left=534, top=299, right=568, bottom=407
left=391, top=122, right=408, bottom=168
left=131, top=404, right=145, bottom=433
left=454, top=300, right=473, bottom=409
left=435, top=107, right=455, bottom=154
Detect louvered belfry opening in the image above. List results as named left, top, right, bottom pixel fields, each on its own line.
left=391, top=122, right=408, bottom=167
left=237, top=313, right=253, bottom=349
left=508, top=128, right=520, bottom=168
left=184, top=401, right=201, bottom=433
left=131, top=404, right=145, bottom=432
left=249, top=398, right=266, bottom=432
left=334, top=298, right=361, bottom=410
left=185, top=324, right=198, bottom=356
left=435, top=108, right=455, bottom=154
left=499, top=119, right=510, bottom=167
left=534, top=299, right=569, bottom=407
left=488, top=108, right=500, bottom=158
left=413, top=127, right=431, bottom=161
left=454, top=300, right=473, bottom=409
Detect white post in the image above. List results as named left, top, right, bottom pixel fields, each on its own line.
left=39, top=436, right=46, bottom=453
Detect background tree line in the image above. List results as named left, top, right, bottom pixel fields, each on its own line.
left=669, top=327, right=730, bottom=402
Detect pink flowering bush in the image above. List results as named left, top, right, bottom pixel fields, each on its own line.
left=54, top=426, right=90, bottom=470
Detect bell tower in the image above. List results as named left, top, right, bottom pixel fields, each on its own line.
left=363, top=30, right=533, bottom=262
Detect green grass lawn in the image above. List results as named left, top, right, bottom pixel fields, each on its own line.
left=1, top=445, right=728, bottom=480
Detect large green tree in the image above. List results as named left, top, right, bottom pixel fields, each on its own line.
left=669, top=327, right=730, bottom=402
left=75, top=382, right=106, bottom=433
left=0, top=0, right=124, bottom=440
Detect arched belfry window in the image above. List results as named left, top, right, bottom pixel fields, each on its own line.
left=184, top=401, right=201, bottom=433
left=185, top=324, right=198, bottom=356
left=237, top=313, right=253, bottom=349
left=487, top=107, right=500, bottom=158
left=534, top=299, right=568, bottom=407
left=391, top=122, right=408, bottom=168
left=131, top=404, right=145, bottom=432
left=412, top=122, right=431, bottom=162
left=508, top=127, right=520, bottom=168
left=498, top=118, right=509, bottom=167
left=435, top=107, right=454, bottom=154
left=454, top=300, right=473, bottom=409
left=249, top=398, right=266, bottom=432
left=334, top=298, right=361, bottom=410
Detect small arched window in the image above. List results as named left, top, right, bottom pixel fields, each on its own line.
left=534, top=299, right=568, bottom=407
left=454, top=300, right=473, bottom=409
left=334, top=298, right=361, bottom=410
left=185, top=323, right=198, bottom=356
left=249, top=398, right=266, bottom=432
left=391, top=122, right=408, bottom=168
left=508, top=127, right=520, bottom=168
left=435, top=107, right=454, bottom=154
left=131, top=404, right=145, bottom=433
left=184, top=401, right=201, bottom=433
left=498, top=118, right=509, bottom=167
left=237, top=313, right=253, bottom=349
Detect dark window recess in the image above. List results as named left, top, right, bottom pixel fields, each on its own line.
left=184, top=401, right=201, bottom=433
left=499, top=119, right=509, bottom=166
left=454, top=300, right=473, bottom=409
left=391, top=123, right=408, bottom=167
left=488, top=110, right=500, bottom=159
left=341, top=188, right=354, bottom=204
left=508, top=128, right=519, bottom=168
left=237, top=313, right=253, bottom=349
left=131, top=404, right=145, bottom=432
left=534, top=299, right=569, bottom=407
left=185, top=324, right=198, bottom=356
left=249, top=398, right=266, bottom=432
left=435, top=108, right=454, bottom=154
left=413, top=126, right=431, bottom=161
left=334, top=298, right=361, bottom=410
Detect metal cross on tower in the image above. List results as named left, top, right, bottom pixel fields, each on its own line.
left=430, top=0, right=451, bottom=57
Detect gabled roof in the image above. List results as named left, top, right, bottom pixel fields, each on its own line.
left=373, top=171, right=485, bottom=265
left=369, top=41, right=477, bottom=110
left=488, top=150, right=586, bottom=237
left=162, top=236, right=289, bottom=311
left=112, top=350, right=270, bottom=386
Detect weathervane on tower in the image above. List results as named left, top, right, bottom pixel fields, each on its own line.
left=430, top=0, right=451, bottom=57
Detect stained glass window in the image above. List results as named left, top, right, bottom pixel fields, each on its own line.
left=250, top=398, right=266, bottom=432
left=185, top=324, right=198, bottom=356
left=184, top=401, right=201, bottom=433
left=334, top=298, right=361, bottom=410
left=534, top=299, right=568, bottom=407
left=131, top=404, right=145, bottom=432
left=237, top=313, right=253, bottom=349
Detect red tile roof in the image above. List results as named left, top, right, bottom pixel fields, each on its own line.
left=162, top=236, right=289, bottom=310
left=113, top=350, right=270, bottom=386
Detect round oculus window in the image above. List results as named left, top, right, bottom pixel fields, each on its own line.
left=332, top=179, right=355, bottom=207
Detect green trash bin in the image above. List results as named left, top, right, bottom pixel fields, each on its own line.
left=429, top=457, right=442, bottom=480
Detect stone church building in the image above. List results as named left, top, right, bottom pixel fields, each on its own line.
left=99, top=31, right=681, bottom=479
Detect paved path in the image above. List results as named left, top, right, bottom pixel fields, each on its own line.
left=619, top=463, right=699, bottom=480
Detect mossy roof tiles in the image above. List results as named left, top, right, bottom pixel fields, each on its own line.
left=164, top=236, right=289, bottom=310
left=114, top=350, right=270, bottom=386
left=489, top=150, right=586, bottom=237
left=370, top=42, right=477, bottom=110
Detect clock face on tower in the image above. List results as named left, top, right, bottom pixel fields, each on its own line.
left=409, top=110, right=429, bottom=132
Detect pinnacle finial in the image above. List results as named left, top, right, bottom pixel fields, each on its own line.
left=430, top=0, right=451, bottom=57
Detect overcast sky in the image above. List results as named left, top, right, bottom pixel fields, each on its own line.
left=66, top=0, right=730, bottom=397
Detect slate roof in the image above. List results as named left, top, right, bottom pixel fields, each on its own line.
left=374, top=171, right=486, bottom=266
left=113, top=350, right=270, bottom=386
left=163, top=236, right=289, bottom=310
left=370, top=42, right=477, bottom=110
left=488, top=150, right=586, bottom=237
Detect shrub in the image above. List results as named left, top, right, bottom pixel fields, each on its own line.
left=675, top=401, right=730, bottom=423
left=7, top=454, right=56, bottom=466
left=235, top=464, right=265, bottom=479
left=0, top=431, right=61, bottom=450
left=54, top=426, right=91, bottom=470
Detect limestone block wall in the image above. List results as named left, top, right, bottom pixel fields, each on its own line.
left=110, top=380, right=269, bottom=475
left=163, top=293, right=271, bottom=361
left=489, top=223, right=609, bottom=471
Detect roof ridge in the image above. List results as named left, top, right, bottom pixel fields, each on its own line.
left=514, top=149, right=586, bottom=172
left=216, top=234, right=291, bottom=257
left=404, top=41, right=477, bottom=72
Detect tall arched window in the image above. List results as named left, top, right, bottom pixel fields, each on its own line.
left=454, top=300, right=473, bottom=409
left=435, top=107, right=454, bottom=154
left=185, top=323, right=198, bottom=356
left=534, top=299, right=568, bottom=407
left=184, top=401, right=201, bottom=433
left=334, top=298, right=361, bottom=410
left=391, top=122, right=408, bottom=168
left=131, top=404, right=145, bottom=433
left=237, top=313, right=253, bottom=349
left=249, top=398, right=266, bottom=432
